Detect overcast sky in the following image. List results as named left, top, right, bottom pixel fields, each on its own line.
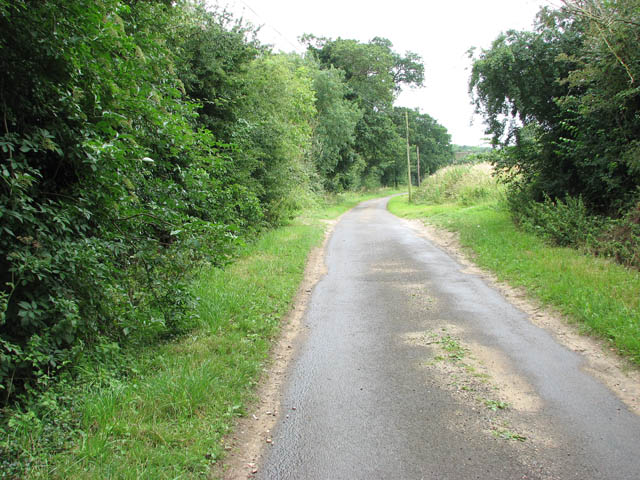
left=212, top=0, right=554, bottom=146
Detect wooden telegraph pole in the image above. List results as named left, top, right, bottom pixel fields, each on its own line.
left=416, top=145, right=421, bottom=187
left=405, top=111, right=412, bottom=203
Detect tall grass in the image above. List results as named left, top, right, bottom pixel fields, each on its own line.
left=414, top=163, right=504, bottom=206
left=388, top=167, right=640, bottom=364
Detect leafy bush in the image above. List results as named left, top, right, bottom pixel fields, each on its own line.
left=508, top=188, right=640, bottom=269
left=469, top=2, right=640, bottom=215
left=232, top=53, right=317, bottom=225
left=0, top=0, right=257, bottom=404
left=509, top=192, right=603, bottom=248
left=594, top=202, right=640, bottom=269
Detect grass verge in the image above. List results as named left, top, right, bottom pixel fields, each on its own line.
left=387, top=196, right=640, bottom=364
left=10, top=189, right=396, bottom=479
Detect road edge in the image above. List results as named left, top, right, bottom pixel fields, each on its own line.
left=397, top=215, right=640, bottom=417
left=213, top=217, right=339, bottom=480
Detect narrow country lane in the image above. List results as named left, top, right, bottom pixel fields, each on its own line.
left=257, top=197, right=640, bottom=480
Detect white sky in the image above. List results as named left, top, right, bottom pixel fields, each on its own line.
left=212, top=0, right=554, bottom=146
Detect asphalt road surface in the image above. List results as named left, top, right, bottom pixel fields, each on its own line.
left=258, top=197, right=640, bottom=479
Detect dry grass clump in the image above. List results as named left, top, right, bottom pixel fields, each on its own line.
left=415, top=162, right=504, bottom=206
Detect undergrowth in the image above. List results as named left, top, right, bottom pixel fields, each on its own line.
left=509, top=191, right=640, bottom=270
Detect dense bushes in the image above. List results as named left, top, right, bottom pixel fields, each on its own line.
left=470, top=0, right=640, bottom=213
left=0, top=0, right=252, bottom=404
left=595, top=204, right=640, bottom=269
left=509, top=192, right=640, bottom=269
left=469, top=0, right=639, bottom=268
left=232, top=54, right=317, bottom=224
left=507, top=192, right=602, bottom=248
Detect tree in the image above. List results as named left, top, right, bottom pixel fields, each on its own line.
left=310, top=66, right=363, bottom=191
left=303, top=35, right=424, bottom=186
left=303, top=35, right=423, bottom=108
left=558, top=0, right=640, bottom=206
left=232, top=54, right=317, bottom=224
left=469, top=3, right=639, bottom=212
left=169, top=2, right=262, bottom=141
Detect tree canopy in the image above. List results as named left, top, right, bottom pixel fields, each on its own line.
left=302, top=34, right=439, bottom=188
left=469, top=0, right=640, bottom=213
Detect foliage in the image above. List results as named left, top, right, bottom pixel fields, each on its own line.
left=594, top=202, right=640, bottom=269
left=310, top=66, right=363, bottom=191
left=169, top=2, right=262, bottom=142
left=469, top=0, right=639, bottom=269
left=303, top=35, right=432, bottom=186
left=508, top=192, right=604, bottom=247
left=232, top=53, right=317, bottom=224
left=0, top=0, right=257, bottom=406
left=303, top=35, right=424, bottom=109
left=469, top=1, right=640, bottom=214
left=510, top=189, right=640, bottom=269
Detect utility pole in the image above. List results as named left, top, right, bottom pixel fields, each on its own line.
left=405, top=111, right=412, bottom=203
left=416, top=145, right=421, bottom=187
